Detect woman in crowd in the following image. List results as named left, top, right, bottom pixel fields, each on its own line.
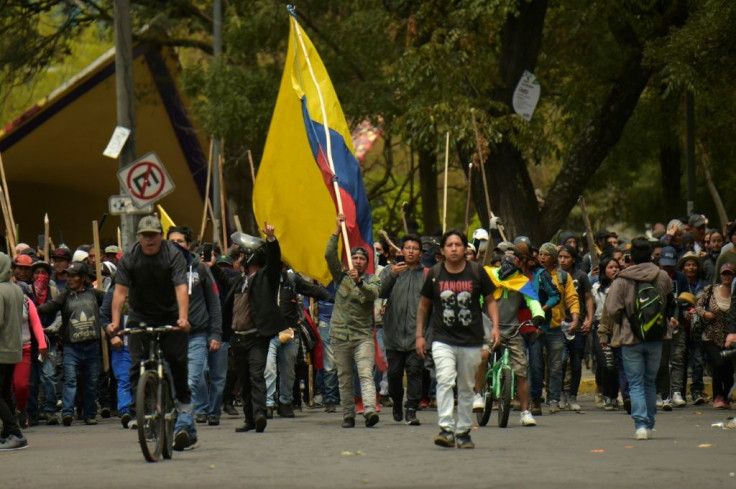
left=591, top=255, right=623, bottom=410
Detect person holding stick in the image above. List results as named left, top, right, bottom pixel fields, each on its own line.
left=326, top=214, right=381, bottom=428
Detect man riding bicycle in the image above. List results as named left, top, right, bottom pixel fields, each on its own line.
left=105, top=215, right=196, bottom=451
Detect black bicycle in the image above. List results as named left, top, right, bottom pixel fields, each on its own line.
left=123, top=325, right=177, bottom=462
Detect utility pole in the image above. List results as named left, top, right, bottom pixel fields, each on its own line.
left=114, top=0, right=138, bottom=248
left=211, top=0, right=224, bottom=247
left=685, top=91, right=696, bottom=216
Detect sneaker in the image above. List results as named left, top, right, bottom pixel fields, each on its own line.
left=100, top=407, right=111, bottom=418
left=46, top=414, right=59, bottom=426
left=128, top=419, right=138, bottom=430
left=120, top=413, right=132, bottom=428
left=635, top=427, right=648, bottom=440
left=0, top=434, right=28, bottom=451
left=520, top=410, right=536, bottom=426
left=207, top=416, right=220, bottom=426
left=560, top=392, right=569, bottom=410
left=692, top=393, right=706, bottom=406
left=433, top=429, right=455, bottom=448
left=341, top=416, right=355, bottom=428
left=661, top=398, right=673, bottom=411
left=656, top=394, right=663, bottom=408
left=173, top=430, right=191, bottom=451
left=671, top=392, right=686, bottom=407
left=405, top=409, right=420, bottom=426
left=472, top=393, right=484, bottom=412
left=623, top=398, right=632, bottom=414
left=17, top=411, right=28, bottom=429
left=84, top=418, right=98, bottom=425
left=379, top=394, right=393, bottom=407
left=265, top=406, right=274, bottom=419
left=455, top=431, right=475, bottom=449
left=548, top=400, right=560, bottom=414
left=392, top=404, right=403, bottom=422
left=419, top=397, right=430, bottom=410
left=531, top=400, right=542, bottom=416
left=324, top=402, right=336, bottom=413
left=595, top=393, right=605, bottom=409
left=713, top=396, right=727, bottom=409
left=603, top=397, right=615, bottom=411
left=223, top=404, right=239, bottom=416
left=62, top=415, right=73, bottom=426
left=195, top=413, right=208, bottom=424
left=277, top=403, right=295, bottom=418
left=568, top=396, right=581, bottom=412
left=255, top=414, right=267, bottom=433
left=364, top=411, right=379, bottom=427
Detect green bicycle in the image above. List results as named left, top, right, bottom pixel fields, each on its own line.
left=476, top=321, right=532, bottom=428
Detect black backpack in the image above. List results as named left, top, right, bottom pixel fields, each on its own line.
left=629, top=280, right=667, bottom=341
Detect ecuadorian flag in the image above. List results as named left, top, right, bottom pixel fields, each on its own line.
left=253, top=8, right=373, bottom=285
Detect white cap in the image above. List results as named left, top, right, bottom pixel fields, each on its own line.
left=72, top=250, right=89, bottom=263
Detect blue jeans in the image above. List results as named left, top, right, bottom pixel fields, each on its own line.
left=174, top=335, right=205, bottom=440
left=194, top=341, right=228, bottom=417
left=623, top=341, right=662, bottom=430
left=62, top=342, right=100, bottom=420
left=110, top=347, right=132, bottom=415
left=265, top=335, right=300, bottom=406
left=527, top=328, right=564, bottom=401
left=318, top=320, right=339, bottom=404
left=28, top=346, right=58, bottom=417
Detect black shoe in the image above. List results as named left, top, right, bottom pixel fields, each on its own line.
left=624, top=398, right=632, bottom=415
left=100, top=407, right=111, bottom=418
left=265, top=406, right=274, bottom=419
left=531, top=400, right=543, bottom=416
left=207, top=416, right=220, bottom=426
left=195, top=413, right=208, bottom=424
left=120, top=413, right=132, bottom=428
left=17, top=411, right=28, bottom=429
left=235, top=421, right=255, bottom=433
left=434, top=429, right=455, bottom=447
left=455, top=431, right=475, bottom=449
left=392, top=405, right=403, bottom=422
left=62, top=415, right=73, bottom=426
left=38, top=412, right=49, bottom=421
left=364, top=411, right=379, bottom=427
left=27, top=415, right=39, bottom=427
left=342, top=416, right=355, bottom=428
left=46, top=414, right=59, bottom=426
left=223, top=404, right=239, bottom=416
left=84, top=418, right=98, bottom=425
left=173, top=430, right=191, bottom=451
left=255, top=414, right=267, bottom=433
left=693, top=393, right=706, bottom=405
left=405, top=409, right=420, bottom=426
left=278, top=403, right=295, bottom=418
left=324, top=402, right=336, bottom=413
left=379, top=395, right=393, bottom=407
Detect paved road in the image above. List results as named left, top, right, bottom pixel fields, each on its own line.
left=5, top=395, right=735, bottom=489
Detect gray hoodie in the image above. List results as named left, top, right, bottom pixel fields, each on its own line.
left=0, top=253, right=24, bottom=364
left=599, top=262, right=674, bottom=347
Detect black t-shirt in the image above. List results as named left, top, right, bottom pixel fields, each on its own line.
left=115, top=240, right=188, bottom=324
left=421, top=261, right=495, bottom=347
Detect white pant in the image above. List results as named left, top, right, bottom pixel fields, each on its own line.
left=432, top=341, right=482, bottom=434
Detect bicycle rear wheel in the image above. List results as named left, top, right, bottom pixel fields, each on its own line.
left=476, top=370, right=494, bottom=426
left=161, top=376, right=175, bottom=459
left=497, top=368, right=512, bottom=428
left=136, top=370, right=163, bottom=462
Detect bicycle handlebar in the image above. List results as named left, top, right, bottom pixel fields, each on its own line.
left=119, top=325, right=177, bottom=335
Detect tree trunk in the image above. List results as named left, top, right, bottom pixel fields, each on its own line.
left=660, top=144, right=681, bottom=219
left=418, top=147, right=440, bottom=235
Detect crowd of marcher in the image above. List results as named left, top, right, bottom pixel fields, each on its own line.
left=1, top=211, right=735, bottom=451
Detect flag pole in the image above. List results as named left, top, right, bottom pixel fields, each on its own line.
left=442, top=131, right=450, bottom=233
left=199, top=138, right=214, bottom=243
left=464, top=162, right=473, bottom=234
left=290, top=10, right=353, bottom=269
left=471, top=109, right=508, bottom=243
left=43, top=213, right=50, bottom=261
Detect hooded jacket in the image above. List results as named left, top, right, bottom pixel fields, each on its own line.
left=176, top=247, right=222, bottom=343
left=0, top=253, right=24, bottom=364
left=598, top=262, right=675, bottom=347
left=379, top=264, right=426, bottom=351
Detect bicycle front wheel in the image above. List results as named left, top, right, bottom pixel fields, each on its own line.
left=476, top=372, right=494, bottom=427
left=161, top=375, right=175, bottom=459
left=136, top=370, right=163, bottom=462
left=497, top=368, right=512, bottom=428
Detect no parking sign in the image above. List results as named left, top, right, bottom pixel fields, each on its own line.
left=117, top=152, right=176, bottom=208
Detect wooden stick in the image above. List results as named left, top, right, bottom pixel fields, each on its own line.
left=233, top=214, right=243, bottom=233
left=117, top=227, right=122, bottom=251
left=43, top=213, right=50, bottom=262
left=400, top=202, right=409, bottom=235
left=442, top=132, right=450, bottom=233
left=470, top=109, right=497, bottom=256
left=578, top=196, right=598, bottom=271
left=0, top=152, right=17, bottom=245
left=0, top=187, right=17, bottom=258
left=93, top=220, right=109, bottom=372
left=247, top=150, right=257, bottom=184
left=199, top=138, right=215, bottom=243
left=378, top=230, right=401, bottom=254
left=206, top=197, right=222, bottom=250
left=464, top=162, right=473, bottom=234
left=218, top=151, right=227, bottom=251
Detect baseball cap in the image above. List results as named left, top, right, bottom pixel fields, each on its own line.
left=216, top=255, right=233, bottom=266
left=104, top=245, right=122, bottom=254
left=13, top=254, right=33, bottom=267
left=51, top=248, right=72, bottom=261
left=137, top=215, right=163, bottom=234
left=31, top=261, right=52, bottom=275
left=659, top=246, right=678, bottom=267
left=65, top=262, right=88, bottom=275
left=720, top=263, right=735, bottom=275
left=72, top=250, right=89, bottom=263
left=494, top=241, right=515, bottom=252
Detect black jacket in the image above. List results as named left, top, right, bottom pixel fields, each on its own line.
left=211, top=239, right=287, bottom=339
